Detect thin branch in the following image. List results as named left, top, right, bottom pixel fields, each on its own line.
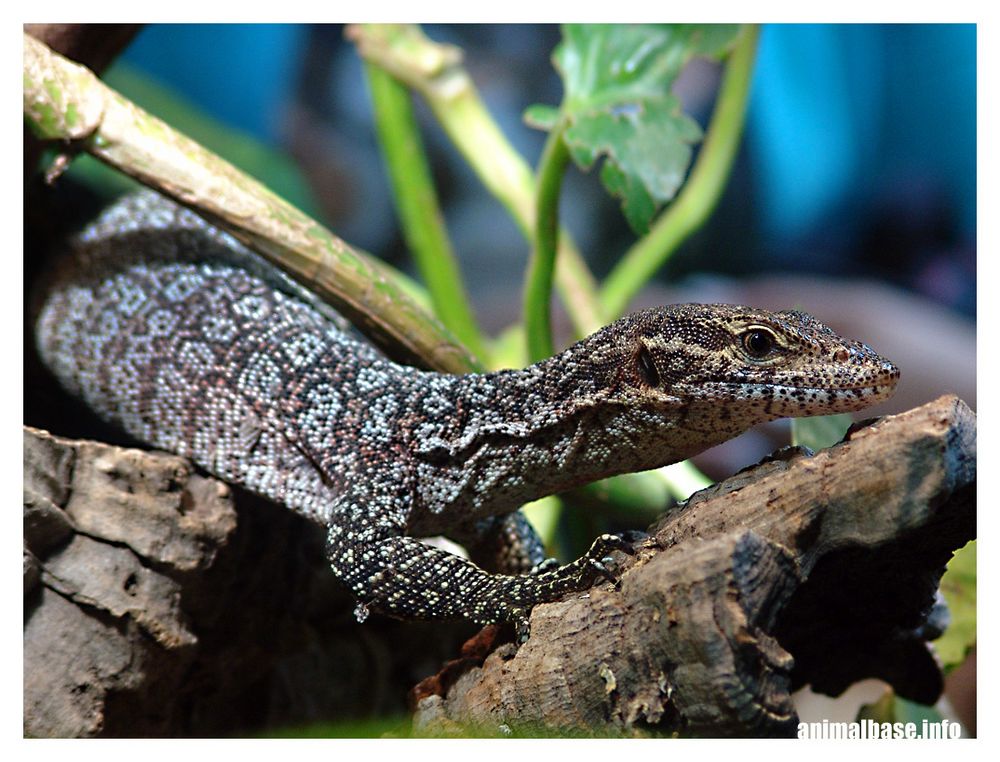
left=348, top=23, right=607, bottom=339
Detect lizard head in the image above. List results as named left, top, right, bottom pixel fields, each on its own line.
left=448, top=304, right=900, bottom=502
left=599, top=303, right=900, bottom=420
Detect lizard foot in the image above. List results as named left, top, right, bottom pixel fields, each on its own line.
left=579, top=532, right=638, bottom=584
left=507, top=533, right=639, bottom=641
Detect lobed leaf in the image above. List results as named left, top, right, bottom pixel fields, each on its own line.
left=528, top=24, right=740, bottom=233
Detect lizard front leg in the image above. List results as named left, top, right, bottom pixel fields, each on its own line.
left=325, top=489, right=634, bottom=635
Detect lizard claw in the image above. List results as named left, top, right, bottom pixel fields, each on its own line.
left=589, top=532, right=639, bottom=558
left=585, top=556, right=618, bottom=583
left=510, top=607, right=532, bottom=643
left=576, top=533, right=638, bottom=587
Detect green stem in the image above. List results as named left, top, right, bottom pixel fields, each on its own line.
left=365, top=62, right=487, bottom=359
left=525, top=123, right=570, bottom=362
left=599, top=24, right=760, bottom=318
left=349, top=23, right=606, bottom=340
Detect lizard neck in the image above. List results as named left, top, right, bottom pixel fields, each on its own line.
left=407, top=341, right=724, bottom=522
left=466, top=360, right=751, bottom=485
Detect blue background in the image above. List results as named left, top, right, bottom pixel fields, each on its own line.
left=114, top=23, right=977, bottom=317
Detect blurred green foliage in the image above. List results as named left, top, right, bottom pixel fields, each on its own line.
left=790, top=413, right=853, bottom=451
left=935, top=540, right=976, bottom=672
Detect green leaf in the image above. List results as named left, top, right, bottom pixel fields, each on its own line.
left=599, top=161, right=657, bottom=235
left=565, top=96, right=702, bottom=235
left=791, top=413, right=853, bottom=452
left=935, top=540, right=976, bottom=672
left=546, top=24, right=740, bottom=233
left=523, top=103, right=560, bottom=131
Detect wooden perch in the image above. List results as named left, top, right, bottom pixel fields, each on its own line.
left=22, top=427, right=474, bottom=737
left=23, top=395, right=974, bottom=737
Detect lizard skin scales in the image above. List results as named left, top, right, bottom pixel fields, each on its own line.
left=34, top=191, right=900, bottom=631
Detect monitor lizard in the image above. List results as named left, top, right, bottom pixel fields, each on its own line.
left=34, top=190, right=900, bottom=635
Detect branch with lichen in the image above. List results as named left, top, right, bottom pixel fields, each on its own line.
left=23, top=31, right=481, bottom=375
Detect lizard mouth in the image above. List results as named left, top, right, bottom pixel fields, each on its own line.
left=702, top=378, right=899, bottom=412
left=709, top=356, right=899, bottom=402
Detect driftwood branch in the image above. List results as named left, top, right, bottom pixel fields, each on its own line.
left=22, top=428, right=473, bottom=737
left=23, top=395, right=975, bottom=737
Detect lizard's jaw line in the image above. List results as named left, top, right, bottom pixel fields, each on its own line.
left=708, top=380, right=897, bottom=391
left=701, top=381, right=899, bottom=402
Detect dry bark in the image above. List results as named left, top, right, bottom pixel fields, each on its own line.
left=412, top=395, right=976, bottom=737
left=23, top=395, right=975, bottom=737
left=22, top=427, right=473, bottom=737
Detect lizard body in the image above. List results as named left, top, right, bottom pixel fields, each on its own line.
left=34, top=191, right=900, bottom=629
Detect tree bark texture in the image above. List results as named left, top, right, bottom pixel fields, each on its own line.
left=24, top=395, right=975, bottom=737
left=22, top=427, right=473, bottom=737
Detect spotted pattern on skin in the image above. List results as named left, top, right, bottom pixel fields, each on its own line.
left=34, top=191, right=900, bottom=631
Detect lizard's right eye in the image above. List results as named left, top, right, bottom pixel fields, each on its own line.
left=636, top=346, right=660, bottom=387
left=741, top=328, right=775, bottom=359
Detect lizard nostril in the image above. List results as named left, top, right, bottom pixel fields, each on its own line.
left=833, top=348, right=850, bottom=363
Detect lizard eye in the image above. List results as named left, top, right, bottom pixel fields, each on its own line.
left=741, top=328, right=776, bottom=359
left=636, top=345, right=660, bottom=387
